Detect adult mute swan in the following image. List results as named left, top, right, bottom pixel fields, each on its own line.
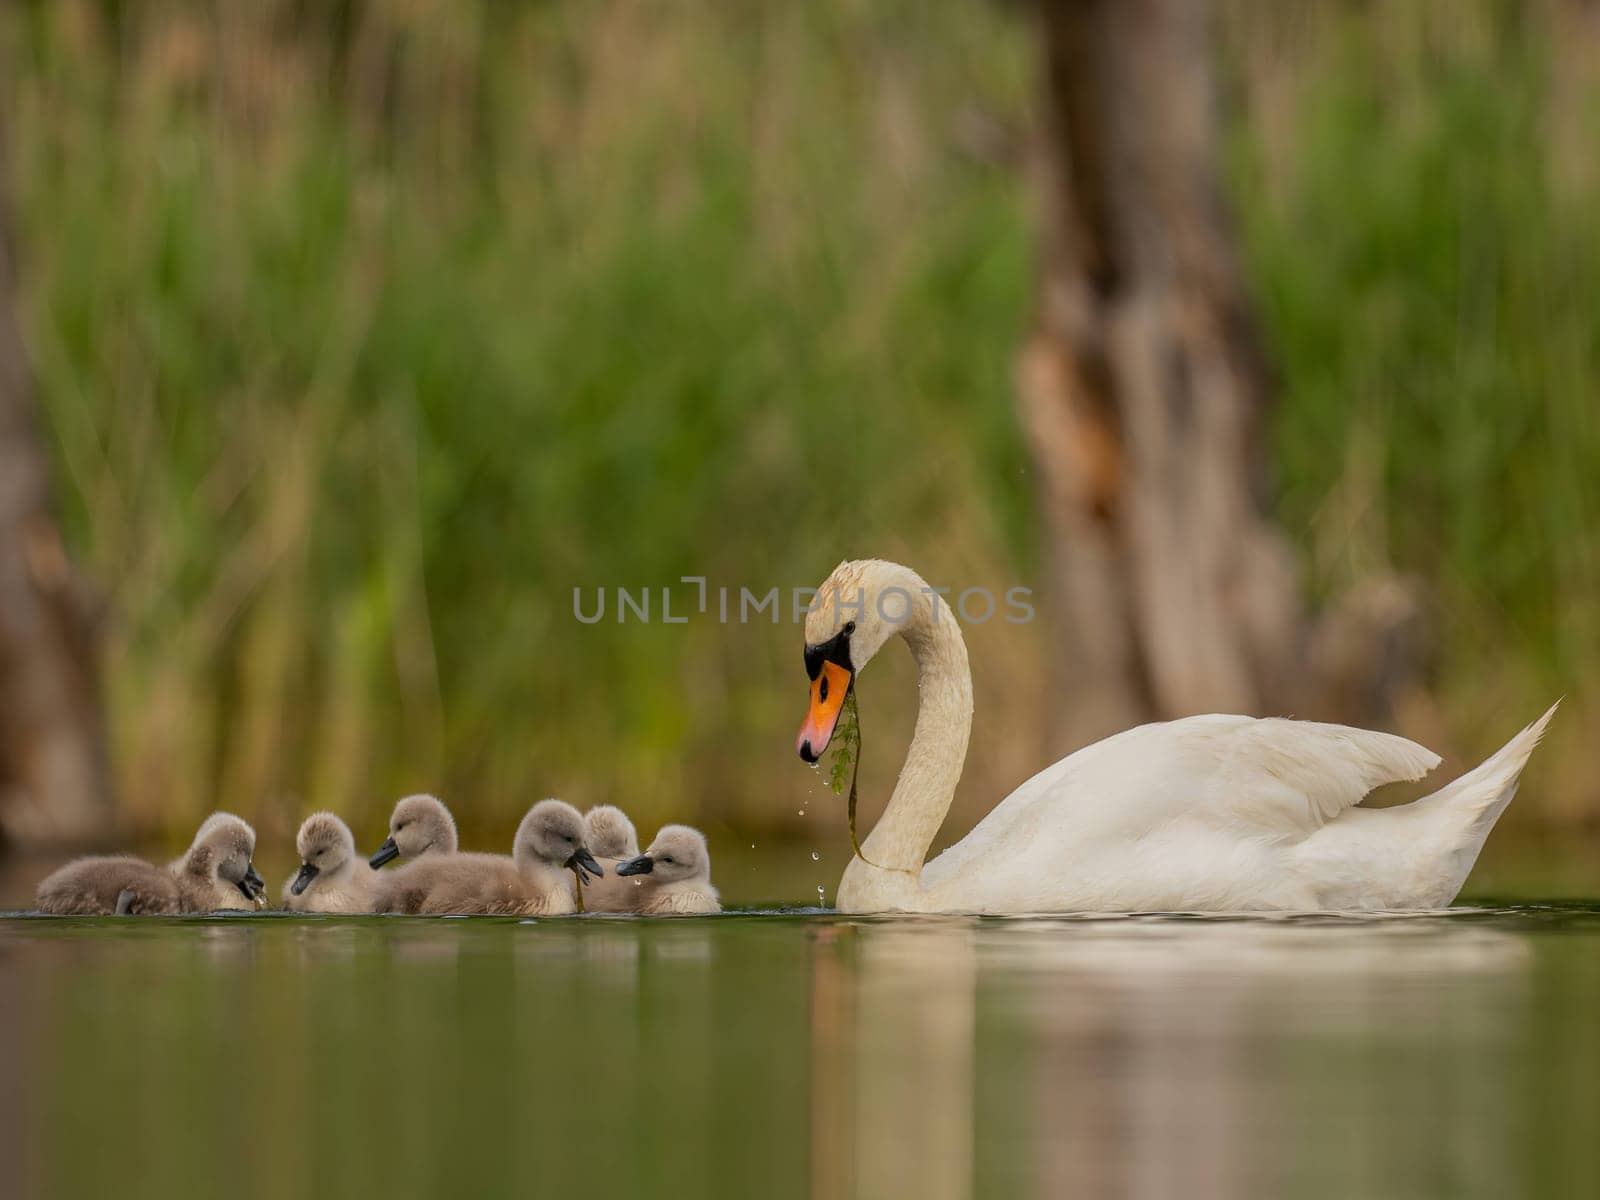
left=795, top=559, right=1556, bottom=914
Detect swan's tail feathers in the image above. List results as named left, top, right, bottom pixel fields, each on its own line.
left=1417, top=701, right=1559, bottom=893
left=1430, top=700, right=1557, bottom=826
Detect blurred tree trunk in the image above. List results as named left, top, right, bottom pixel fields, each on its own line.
left=1019, top=0, right=1420, bottom=748
left=0, top=118, right=114, bottom=848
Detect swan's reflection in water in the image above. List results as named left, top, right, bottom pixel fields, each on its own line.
left=812, top=920, right=978, bottom=1200
left=810, top=916, right=1536, bottom=1200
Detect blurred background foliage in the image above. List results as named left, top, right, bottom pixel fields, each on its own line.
left=0, top=0, right=1594, bottom=854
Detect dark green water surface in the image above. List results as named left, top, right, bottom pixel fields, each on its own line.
left=3, top=905, right=1600, bottom=1199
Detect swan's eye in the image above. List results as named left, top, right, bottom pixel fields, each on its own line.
left=660, top=856, right=674, bottom=865
left=843, top=621, right=856, bottom=636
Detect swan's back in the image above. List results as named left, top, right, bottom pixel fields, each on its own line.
left=919, top=715, right=1442, bottom=910
left=919, top=718, right=1221, bottom=888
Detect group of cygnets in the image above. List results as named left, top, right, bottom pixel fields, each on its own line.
left=35, top=796, right=720, bottom=917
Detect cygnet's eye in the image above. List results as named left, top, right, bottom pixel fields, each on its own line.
left=660, top=856, right=675, bottom=866
left=843, top=620, right=856, bottom=636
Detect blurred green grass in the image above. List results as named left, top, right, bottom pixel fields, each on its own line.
left=1227, top=0, right=1600, bottom=817
left=0, top=1, right=1594, bottom=847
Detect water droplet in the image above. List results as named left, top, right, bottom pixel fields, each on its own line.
left=817, top=886, right=826, bottom=905
left=811, top=851, right=820, bottom=861
left=798, top=810, right=805, bottom=817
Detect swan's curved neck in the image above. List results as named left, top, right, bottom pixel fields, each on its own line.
left=852, top=596, right=973, bottom=882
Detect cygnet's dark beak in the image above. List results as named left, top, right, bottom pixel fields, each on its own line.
left=237, top=863, right=266, bottom=901
left=369, top=838, right=400, bottom=868
left=290, top=862, right=320, bottom=896
left=616, top=854, right=654, bottom=877
left=565, top=847, right=603, bottom=884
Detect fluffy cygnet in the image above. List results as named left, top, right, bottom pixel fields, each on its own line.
left=173, top=813, right=266, bottom=911
left=39, top=812, right=266, bottom=915
left=368, top=794, right=458, bottom=868
left=583, top=805, right=640, bottom=860
left=611, top=825, right=721, bottom=915
left=577, top=804, right=643, bottom=911
left=283, top=812, right=373, bottom=913
left=371, top=799, right=601, bottom=916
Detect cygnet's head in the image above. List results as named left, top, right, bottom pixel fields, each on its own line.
left=188, top=811, right=233, bottom=847
left=290, top=812, right=357, bottom=895
left=616, top=825, right=711, bottom=885
left=188, top=813, right=265, bottom=903
left=583, top=805, right=639, bottom=859
left=516, top=799, right=603, bottom=881
left=369, top=794, right=458, bottom=868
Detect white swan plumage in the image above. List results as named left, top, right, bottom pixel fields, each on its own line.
left=795, top=559, right=1555, bottom=914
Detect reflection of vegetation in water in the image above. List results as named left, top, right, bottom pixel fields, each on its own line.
left=9, top=911, right=1600, bottom=1197
left=18, top=918, right=816, bottom=1198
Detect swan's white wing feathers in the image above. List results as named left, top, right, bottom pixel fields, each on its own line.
left=1183, top=717, right=1441, bottom=836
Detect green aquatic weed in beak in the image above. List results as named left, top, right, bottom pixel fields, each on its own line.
left=825, top=689, right=884, bottom=870
left=827, top=688, right=858, bottom=796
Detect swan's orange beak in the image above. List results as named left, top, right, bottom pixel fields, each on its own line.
left=797, top=662, right=851, bottom=764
